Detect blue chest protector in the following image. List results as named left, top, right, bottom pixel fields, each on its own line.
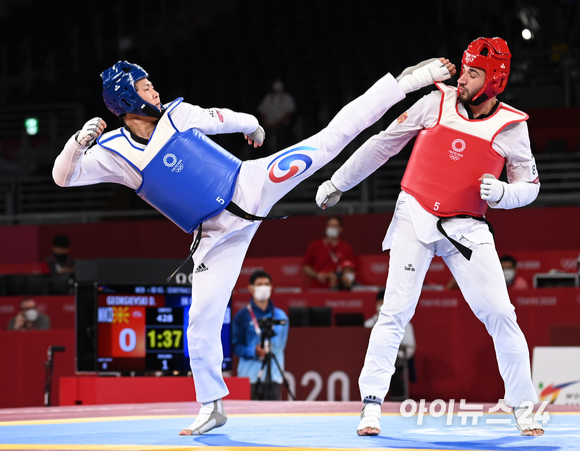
left=98, top=100, right=242, bottom=234
left=137, top=128, right=242, bottom=233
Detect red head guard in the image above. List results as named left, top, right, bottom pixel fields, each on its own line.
left=461, top=37, right=511, bottom=104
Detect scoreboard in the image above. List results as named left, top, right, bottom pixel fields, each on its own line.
left=95, top=284, right=231, bottom=373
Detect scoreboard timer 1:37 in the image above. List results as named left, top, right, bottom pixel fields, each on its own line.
left=96, top=284, right=231, bottom=373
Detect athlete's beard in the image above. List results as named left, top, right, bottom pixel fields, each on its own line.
left=458, top=87, right=473, bottom=105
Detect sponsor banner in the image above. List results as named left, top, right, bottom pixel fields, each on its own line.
left=532, top=347, right=580, bottom=405
left=236, top=255, right=454, bottom=288
left=511, top=250, right=580, bottom=285
left=237, top=250, right=580, bottom=290
left=237, top=257, right=305, bottom=289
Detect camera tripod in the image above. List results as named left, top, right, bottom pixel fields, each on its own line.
left=254, top=329, right=295, bottom=400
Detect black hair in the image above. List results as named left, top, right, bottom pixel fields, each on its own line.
left=499, top=254, right=517, bottom=267
left=249, top=270, right=272, bottom=285
left=52, top=234, right=70, bottom=248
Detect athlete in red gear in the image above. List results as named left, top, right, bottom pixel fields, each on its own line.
left=316, top=37, right=543, bottom=437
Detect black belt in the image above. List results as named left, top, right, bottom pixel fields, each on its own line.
left=225, top=201, right=289, bottom=222
left=167, top=202, right=289, bottom=281
left=436, top=215, right=495, bottom=261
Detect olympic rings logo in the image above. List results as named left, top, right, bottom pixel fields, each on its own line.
left=163, top=153, right=184, bottom=173
left=449, top=154, right=461, bottom=161
left=451, top=139, right=466, bottom=153
left=163, top=153, right=177, bottom=167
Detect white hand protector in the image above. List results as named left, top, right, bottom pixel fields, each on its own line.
left=396, top=58, right=451, bottom=94
left=480, top=174, right=507, bottom=202
left=316, top=180, right=342, bottom=210
left=248, top=125, right=265, bottom=146
left=76, top=117, right=104, bottom=147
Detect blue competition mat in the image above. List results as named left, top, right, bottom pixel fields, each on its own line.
left=1, top=412, right=579, bottom=450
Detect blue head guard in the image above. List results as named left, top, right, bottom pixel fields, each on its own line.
left=101, top=61, right=163, bottom=118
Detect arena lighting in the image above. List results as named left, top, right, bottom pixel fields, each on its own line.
left=24, top=117, right=39, bottom=135
left=518, top=6, right=539, bottom=41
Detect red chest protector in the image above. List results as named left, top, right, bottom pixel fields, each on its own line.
left=400, top=83, right=528, bottom=217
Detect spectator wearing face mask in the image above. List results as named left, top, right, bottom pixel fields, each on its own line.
left=46, top=235, right=75, bottom=275
left=257, top=76, right=296, bottom=155
left=500, top=254, right=528, bottom=290
left=232, top=270, right=289, bottom=400
left=335, top=260, right=359, bottom=291
left=7, top=298, right=51, bottom=330
left=302, top=216, right=356, bottom=289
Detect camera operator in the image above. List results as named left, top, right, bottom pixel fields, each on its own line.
left=233, top=270, right=289, bottom=400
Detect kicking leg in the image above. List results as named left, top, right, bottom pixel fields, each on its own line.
left=249, top=58, right=453, bottom=212
left=250, top=72, right=406, bottom=212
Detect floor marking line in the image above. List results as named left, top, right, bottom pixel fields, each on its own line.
left=0, top=412, right=383, bottom=426
left=0, top=446, right=500, bottom=451
left=2, top=410, right=577, bottom=426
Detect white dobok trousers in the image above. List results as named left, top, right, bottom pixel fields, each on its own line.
left=359, top=196, right=538, bottom=408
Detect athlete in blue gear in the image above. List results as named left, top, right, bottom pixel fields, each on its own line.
left=53, top=58, right=455, bottom=435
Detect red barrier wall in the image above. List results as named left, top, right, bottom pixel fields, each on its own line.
left=0, top=330, right=76, bottom=408
left=2, top=247, right=577, bottom=327
left=0, top=225, right=40, bottom=264
left=235, top=248, right=580, bottom=290
left=2, top=288, right=579, bottom=407
left=2, top=206, right=580, bottom=264
left=408, top=287, right=580, bottom=402
left=59, top=376, right=250, bottom=406
left=281, top=288, right=580, bottom=402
